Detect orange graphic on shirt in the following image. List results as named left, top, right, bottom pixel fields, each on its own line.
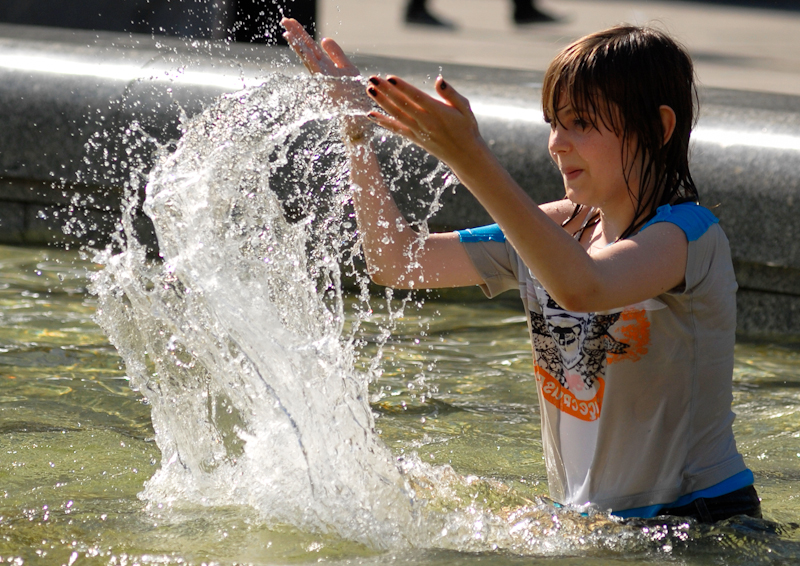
left=535, top=364, right=605, bottom=422
left=607, top=308, right=650, bottom=364
left=528, top=303, right=651, bottom=422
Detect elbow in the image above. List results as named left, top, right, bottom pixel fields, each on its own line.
left=549, top=285, right=600, bottom=313
left=366, top=264, right=411, bottom=289
left=551, top=294, right=589, bottom=313
left=543, top=265, right=609, bottom=312
left=368, top=269, right=392, bottom=288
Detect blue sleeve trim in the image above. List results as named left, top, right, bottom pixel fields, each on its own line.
left=456, top=224, right=506, bottom=243
left=611, top=469, right=754, bottom=519
left=640, top=202, right=719, bottom=242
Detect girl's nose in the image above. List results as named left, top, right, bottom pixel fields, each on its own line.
left=548, top=124, right=570, bottom=156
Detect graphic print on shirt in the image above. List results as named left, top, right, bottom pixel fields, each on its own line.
left=530, top=293, right=642, bottom=422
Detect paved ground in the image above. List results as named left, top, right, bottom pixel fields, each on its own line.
left=317, top=0, right=800, bottom=96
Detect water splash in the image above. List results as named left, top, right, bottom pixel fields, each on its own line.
left=91, top=74, right=424, bottom=548
left=88, top=72, right=792, bottom=560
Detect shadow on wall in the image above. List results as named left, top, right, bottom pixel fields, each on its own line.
left=0, top=0, right=317, bottom=43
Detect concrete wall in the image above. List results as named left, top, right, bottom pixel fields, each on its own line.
left=0, top=24, right=798, bottom=338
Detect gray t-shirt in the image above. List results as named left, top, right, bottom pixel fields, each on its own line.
left=459, top=203, right=746, bottom=512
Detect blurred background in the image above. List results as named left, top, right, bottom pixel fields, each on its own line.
left=315, top=0, right=800, bottom=96
left=1, top=0, right=799, bottom=95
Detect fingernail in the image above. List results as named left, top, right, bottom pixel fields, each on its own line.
left=387, top=77, right=397, bottom=85
left=367, top=87, right=377, bottom=96
left=368, top=77, right=379, bottom=85
left=440, top=80, right=448, bottom=90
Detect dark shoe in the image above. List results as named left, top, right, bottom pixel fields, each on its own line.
left=514, top=7, right=557, bottom=24
left=405, top=7, right=455, bottom=28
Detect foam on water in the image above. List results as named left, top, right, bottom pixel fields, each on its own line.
left=89, top=73, right=789, bottom=561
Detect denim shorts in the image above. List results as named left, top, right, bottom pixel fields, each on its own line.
left=660, top=485, right=762, bottom=523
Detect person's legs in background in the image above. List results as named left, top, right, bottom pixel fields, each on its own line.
left=512, top=0, right=556, bottom=24
left=405, top=0, right=454, bottom=28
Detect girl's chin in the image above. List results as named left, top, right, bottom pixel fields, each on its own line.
left=564, top=190, right=591, bottom=207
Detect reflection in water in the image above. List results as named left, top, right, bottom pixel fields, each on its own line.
left=0, top=72, right=799, bottom=563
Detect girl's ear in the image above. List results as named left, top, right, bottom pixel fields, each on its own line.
left=659, top=105, right=677, bottom=146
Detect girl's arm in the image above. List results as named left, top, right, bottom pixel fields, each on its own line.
left=345, top=142, right=484, bottom=288
left=281, top=18, right=483, bottom=289
left=365, top=76, right=688, bottom=312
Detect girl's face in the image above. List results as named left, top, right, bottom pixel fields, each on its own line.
left=548, top=101, right=640, bottom=215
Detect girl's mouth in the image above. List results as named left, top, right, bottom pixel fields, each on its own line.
left=563, top=167, right=583, bottom=181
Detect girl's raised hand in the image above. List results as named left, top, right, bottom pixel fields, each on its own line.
left=281, top=18, right=371, bottom=139
left=365, top=75, right=484, bottom=168
left=281, top=17, right=358, bottom=79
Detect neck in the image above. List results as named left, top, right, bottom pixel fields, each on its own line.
left=595, top=194, right=640, bottom=243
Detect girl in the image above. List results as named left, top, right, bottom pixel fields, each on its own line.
left=280, top=19, right=761, bottom=522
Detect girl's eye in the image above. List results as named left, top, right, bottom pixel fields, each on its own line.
left=573, top=118, right=589, bottom=130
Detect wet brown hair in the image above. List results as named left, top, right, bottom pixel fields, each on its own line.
left=542, top=25, right=699, bottom=240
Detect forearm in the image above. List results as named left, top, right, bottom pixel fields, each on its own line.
left=346, top=141, right=423, bottom=287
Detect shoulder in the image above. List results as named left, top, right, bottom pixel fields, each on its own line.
left=640, top=202, right=719, bottom=242
left=658, top=208, right=734, bottom=295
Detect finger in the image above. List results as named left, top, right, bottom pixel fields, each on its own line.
left=281, top=18, right=330, bottom=73
left=320, top=38, right=359, bottom=76
left=366, top=76, right=429, bottom=128
left=280, top=17, right=313, bottom=50
left=367, top=82, right=425, bottom=131
left=435, top=75, right=472, bottom=115
left=284, top=37, right=339, bottom=76
left=281, top=26, right=318, bottom=71
left=382, top=75, right=433, bottom=111
left=280, top=17, right=314, bottom=46
left=283, top=33, right=320, bottom=73
left=366, top=111, right=416, bottom=140
left=367, top=89, right=437, bottom=148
